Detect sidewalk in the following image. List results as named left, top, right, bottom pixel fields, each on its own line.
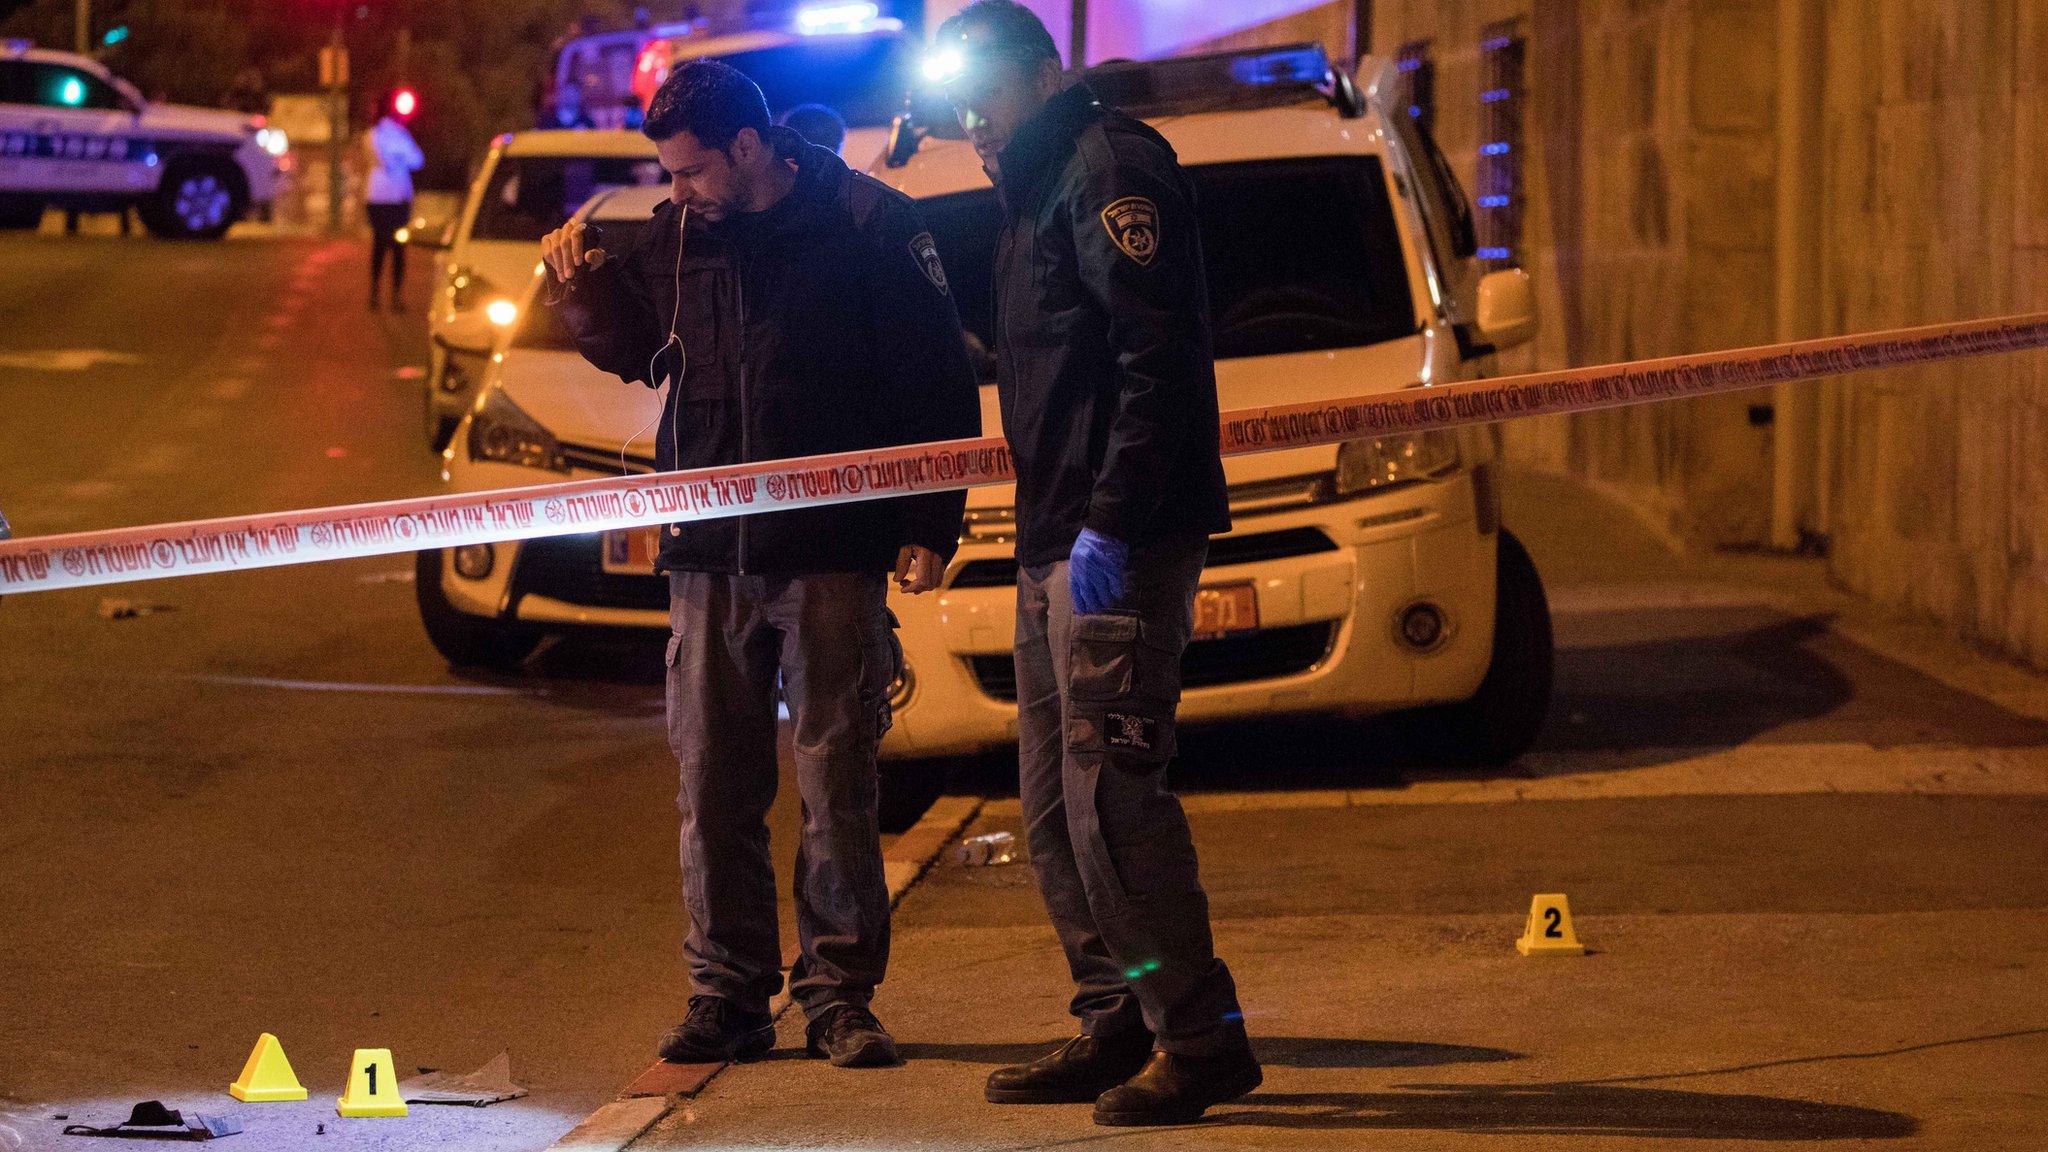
left=598, top=469, right=2048, bottom=1151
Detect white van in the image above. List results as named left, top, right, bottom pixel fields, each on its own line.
left=415, top=45, right=1555, bottom=788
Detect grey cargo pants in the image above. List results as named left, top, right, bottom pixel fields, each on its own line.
left=666, top=571, right=895, bottom=1020
left=1014, top=535, right=1246, bottom=1055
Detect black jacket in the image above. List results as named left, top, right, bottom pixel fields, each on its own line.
left=992, top=82, right=1231, bottom=569
left=550, top=128, right=980, bottom=574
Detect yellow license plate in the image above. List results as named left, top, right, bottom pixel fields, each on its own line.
left=602, top=527, right=663, bottom=574
left=1193, top=582, right=1259, bottom=639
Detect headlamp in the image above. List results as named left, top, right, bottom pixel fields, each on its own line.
left=921, top=46, right=967, bottom=86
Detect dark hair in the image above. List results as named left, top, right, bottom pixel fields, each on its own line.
left=935, top=0, right=1060, bottom=65
left=643, top=60, right=771, bottom=149
left=778, top=103, right=847, bottom=153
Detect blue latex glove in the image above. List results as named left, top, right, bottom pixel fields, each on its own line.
left=1068, top=528, right=1129, bottom=616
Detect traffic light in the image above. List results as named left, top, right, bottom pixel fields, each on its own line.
left=392, top=88, right=417, bottom=118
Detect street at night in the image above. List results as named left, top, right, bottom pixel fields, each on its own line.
left=4, top=0, right=2048, bottom=1148
left=4, top=228, right=2045, bottom=1149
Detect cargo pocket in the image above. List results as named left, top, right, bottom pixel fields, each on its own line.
left=665, top=632, right=682, bottom=668
left=1066, top=612, right=1177, bottom=773
left=863, top=606, right=904, bottom=742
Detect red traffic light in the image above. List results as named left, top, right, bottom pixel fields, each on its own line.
left=392, top=88, right=417, bottom=118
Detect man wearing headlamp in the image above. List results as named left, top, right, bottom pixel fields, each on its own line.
left=926, top=0, right=1257, bottom=1128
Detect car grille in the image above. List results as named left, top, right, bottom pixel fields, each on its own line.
left=965, top=620, right=1337, bottom=702
left=509, top=533, right=667, bottom=613
left=949, top=527, right=1339, bottom=590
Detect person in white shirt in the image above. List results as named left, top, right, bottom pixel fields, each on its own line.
left=362, top=90, right=425, bottom=313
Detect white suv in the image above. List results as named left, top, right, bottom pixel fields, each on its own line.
left=870, top=45, right=1553, bottom=769
left=415, top=45, right=1555, bottom=780
left=408, top=128, right=665, bottom=448
left=0, top=41, right=281, bottom=238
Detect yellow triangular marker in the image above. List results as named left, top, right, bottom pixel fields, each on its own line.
left=228, top=1032, right=308, bottom=1102
left=336, top=1048, right=408, bottom=1117
left=1516, top=893, right=1585, bottom=956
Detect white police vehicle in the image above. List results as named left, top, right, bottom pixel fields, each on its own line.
left=0, top=41, right=282, bottom=238
left=408, top=128, right=664, bottom=450
left=415, top=46, right=1556, bottom=811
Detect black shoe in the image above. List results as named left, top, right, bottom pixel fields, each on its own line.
left=656, top=995, right=775, bottom=1064
left=805, top=1003, right=898, bottom=1068
left=1093, top=1044, right=1263, bottom=1126
left=985, top=1031, right=1155, bottom=1104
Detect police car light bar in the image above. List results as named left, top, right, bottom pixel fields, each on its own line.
left=3, top=38, right=34, bottom=58
left=795, top=1, right=885, bottom=36
left=1084, top=43, right=1359, bottom=119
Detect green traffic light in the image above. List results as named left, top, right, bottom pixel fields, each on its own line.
left=102, top=25, right=129, bottom=46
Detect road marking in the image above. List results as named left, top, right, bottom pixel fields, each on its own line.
left=191, top=674, right=530, bottom=697
left=0, top=349, right=142, bottom=372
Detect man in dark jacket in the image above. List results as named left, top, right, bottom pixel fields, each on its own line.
left=541, top=60, right=979, bottom=1069
left=927, top=1, right=1257, bottom=1127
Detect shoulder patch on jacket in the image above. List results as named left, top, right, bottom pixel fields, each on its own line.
left=1100, top=196, right=1160, bottom=266
left=907, top=231, right=949, bottom=295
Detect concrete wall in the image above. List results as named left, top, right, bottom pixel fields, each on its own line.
left=1360, top=0, right=2048, bottom=669
left=1818, top=0, right=2048, bottom=667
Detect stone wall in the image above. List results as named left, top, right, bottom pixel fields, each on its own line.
left=1362, top=0, right=2048, bottom=669
left=1819, top=0, right=2048, bottom=667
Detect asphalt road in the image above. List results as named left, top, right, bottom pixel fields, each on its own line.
left=6, top=230, right=2046, bottom=1152
left=0, top=231, right=812, bottom=1150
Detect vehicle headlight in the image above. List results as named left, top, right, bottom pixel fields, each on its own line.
left=1333, top=431, right=1462, bottom=496
left=448, top=269, right=494, bottom=312
left=468, top=388, right=566, bottom=473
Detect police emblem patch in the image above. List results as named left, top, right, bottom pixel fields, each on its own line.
left=1104, top=711, right=1157, bottom=752
left=908, top=231, right=949, bottom=295
left=1099, top=196, right=1160, bottom=266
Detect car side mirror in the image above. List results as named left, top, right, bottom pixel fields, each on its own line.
left=1475, top=267, right=1537, bottom=350
left=436, top=308, right=498, bottom=355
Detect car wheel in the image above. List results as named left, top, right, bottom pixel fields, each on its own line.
left=414, top=549, right=543, bottom=670
left=0, top=196, right=43, bottom=230
left=1398, top=527, right=1554, bottom=766
left=141, top=161, right=246, bottom=240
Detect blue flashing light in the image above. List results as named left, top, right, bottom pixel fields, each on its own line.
left=1481, top=87, right=1510, bottom=102
left=1481, top=36, right=1514, bottom=51
left=1478, top=246, right=1512, bottom=259
left=1407, top=104, right=1422, bottom=118
left=795, top=1, right=880, bottom=35
left=1227, top=45, right=1328, bottom=88
left=1397, top=57, right=1423, bottom=72
left=102, top=25, right=129, bottom=46
left=1478, top=194, right=1511, bottom=208
left=1481, top=141, right=1511, bottom=156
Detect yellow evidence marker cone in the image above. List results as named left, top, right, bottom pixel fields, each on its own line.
left=336, top=1048, right=408, bottom=1117
left=228, top=1032, right=308, bottom=1101
left=1516, top=893, right=1585, bottom=956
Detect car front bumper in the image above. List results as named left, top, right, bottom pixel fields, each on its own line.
left=433, top=446, right=1500, bottom=760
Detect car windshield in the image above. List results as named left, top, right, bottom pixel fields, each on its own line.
left=472, top=155, right=667, bottom=242
left=515, top=219, right=650, bottom=350
left=918, top=155, right=1416, bottom=379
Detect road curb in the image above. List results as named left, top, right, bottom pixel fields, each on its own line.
left=544, top=793, right=986, bottom=1152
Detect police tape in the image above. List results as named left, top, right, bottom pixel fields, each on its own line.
left=2, top=309, right=2046, bottom=596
